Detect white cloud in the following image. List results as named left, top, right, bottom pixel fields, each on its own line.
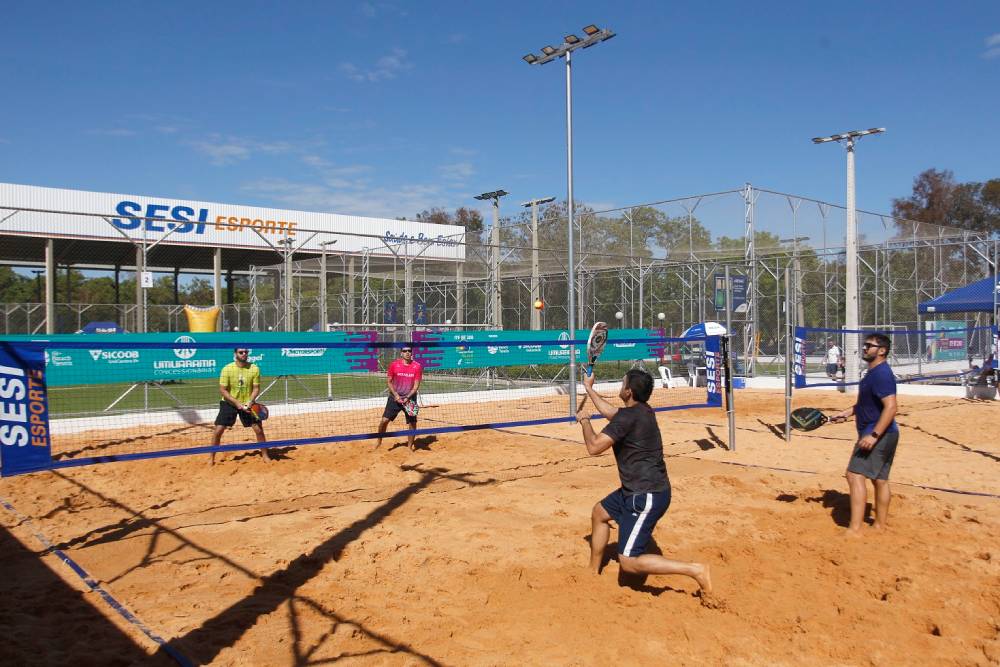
left=87, top=128, right=137, bottom=137
left=189, top=135, right=308, bottom=166
left=449, top=146, right=477, bottom=157
left=984, top=33, right=1000, bottom=59
left=339, top=48, right=411, bottom=82
left=439, top=161, right=475, bottom=182
left=243, top=177, right=448, bottom=220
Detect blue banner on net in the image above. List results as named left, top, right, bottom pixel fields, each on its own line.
left=0, top=343, right=52, bottom=476
left=705, top=335, right=723, bottom=406
left=793, top=327, right=808, bottom=389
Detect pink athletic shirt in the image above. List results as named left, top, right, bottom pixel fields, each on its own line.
left=388, top=358, right=423, bottom=396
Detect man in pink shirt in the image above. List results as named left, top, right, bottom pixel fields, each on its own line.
left=376, top=345, right=423, bottom=451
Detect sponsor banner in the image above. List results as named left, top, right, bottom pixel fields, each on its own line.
left=1, top=332, right=378, bottom=386
left=705, top=336, right=723, bottom=406
left=793, top=327, right=808, bottom=389
left=994, top=326, right=999, bottom=370
left=0, top=182, right=464, bottom=261
left=925, top=320, right=967, bottom=362
left=411, top=329, right=664, bottom=371
left=0, top=342, right=51, bottom=476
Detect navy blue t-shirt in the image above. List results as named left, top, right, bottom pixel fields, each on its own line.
left=855, top=362, right=898, bottom=435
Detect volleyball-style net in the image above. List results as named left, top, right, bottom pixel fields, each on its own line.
left=0, top=329, right=726, bottom=476
left=793, top=324, right=998, bottom=389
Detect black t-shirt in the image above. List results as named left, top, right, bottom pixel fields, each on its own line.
left=600, top=403, right=670, bottom=494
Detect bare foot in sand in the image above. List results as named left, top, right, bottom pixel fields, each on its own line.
left=694, top=563, right=712, bottom=595
left=842, top=527, right=864, bottom=538
left=871, top=522, right=888, bottom=532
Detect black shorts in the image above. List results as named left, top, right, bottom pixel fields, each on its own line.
left=382, top=396, right=417, bottom=425
left=215, top=401, right=257, bottom=428
left=847, top=431, right=899, bottom=480
left=600, top=488, right=671, bottom=557
left=826, top=363, right=839, bottom=376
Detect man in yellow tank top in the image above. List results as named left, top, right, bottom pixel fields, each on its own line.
left=211, top=347, right=271, bottom=464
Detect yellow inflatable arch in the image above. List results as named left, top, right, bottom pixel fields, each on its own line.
left=184, top=305, right=220, bottom=332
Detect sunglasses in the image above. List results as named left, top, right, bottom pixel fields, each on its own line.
left=861, top=343, right=883, bottom=350
left=236, top=349, right=249, bottom=354
left=401, top=348, right=413, bottom=353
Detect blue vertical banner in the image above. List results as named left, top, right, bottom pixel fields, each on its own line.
left=793, top=326, right=808, bottom=388
left=384, top=301, right=398, bottom=324
left=731, top=275, right=748, bottom=313
left=414, top=302, right=427, bottom=325
left=0, top=342, right=52, bottom=476
left=993, top=326, right=998, bottom=369
left=704, top=335, right=722, bottom=406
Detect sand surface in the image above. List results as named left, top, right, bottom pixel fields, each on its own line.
left=1, top=389, right=998, bottom=666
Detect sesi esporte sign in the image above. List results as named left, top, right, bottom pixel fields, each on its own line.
left=0, top=182, right=465, bottom=260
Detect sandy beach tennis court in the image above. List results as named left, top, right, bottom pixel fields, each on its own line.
left=1, top=388, right=998, bottom=665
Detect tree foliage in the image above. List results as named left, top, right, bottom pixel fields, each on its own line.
left=892, top=168, right=1000, bottom=235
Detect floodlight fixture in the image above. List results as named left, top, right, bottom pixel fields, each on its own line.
left=521, top=196, right=556, bottom=207
left=474, top=189, right=509, bottom=201
left=522, top=24, right=616, bottom=66
left=811, top=127, right=885, bottom=144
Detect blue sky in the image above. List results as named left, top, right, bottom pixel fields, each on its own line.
left=1, top=1, right=998, bottom=232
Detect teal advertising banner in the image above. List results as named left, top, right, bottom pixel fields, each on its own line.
left=0, top=332, right=378, bottom=387
left=925, top=320, right=968, bottom=362
left=412, top=328, right=664, bottom=370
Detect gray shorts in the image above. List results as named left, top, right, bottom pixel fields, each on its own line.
left=847, top=430, right=899, bottom=480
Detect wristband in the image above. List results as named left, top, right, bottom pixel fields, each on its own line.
left=870, top=431, right=881, bottom=439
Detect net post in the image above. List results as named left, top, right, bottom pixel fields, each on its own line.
left=724, top=265, right=736, bottom=451
left=784, top=266, right=792, bottom=442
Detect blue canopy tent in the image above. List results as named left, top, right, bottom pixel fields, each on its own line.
left=918, top=276, right=1000, bottom=315
left=918, top=276, right=999, bottom=376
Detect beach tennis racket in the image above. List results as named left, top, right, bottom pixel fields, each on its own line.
left=401, top=397, right=419, bottom=418
left=577, top=321, right=609, bottom=412
left=790, top=407, right=828, bottom=431
left=248, top=402, right=269, bottom=422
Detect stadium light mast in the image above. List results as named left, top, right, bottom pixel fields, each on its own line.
left=523, top=23, right=615, bottom=413
left=812, top=127, right=885, bottom=388
left=474, top=189, right=509, bottom=329
left=522, top=196, right=556, bottom=330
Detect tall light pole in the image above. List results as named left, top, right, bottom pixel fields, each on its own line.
left=522, top=196, right=555, bottom=330
left=523, top=23, right=615, bottom=412
left=812, top=127, right=884, bottom=388
left=474, top=189, right=509, bottom=329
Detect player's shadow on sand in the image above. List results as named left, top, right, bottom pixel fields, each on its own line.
left=387, top=435, right=437, bottom=452
left=805, top=489, right=863, bottom=528
left=230, top=445, right=297, bottom=462
left=583, top=535, right=694, bottom=598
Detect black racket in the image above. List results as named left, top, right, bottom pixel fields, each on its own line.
left=790, top=407, right=829, bottom=431
left=577, top=322, right=609, bottom=412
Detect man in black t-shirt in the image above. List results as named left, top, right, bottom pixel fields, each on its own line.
left=577, top=369, right=712, bottom=594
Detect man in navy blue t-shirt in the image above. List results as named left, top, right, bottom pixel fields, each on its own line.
left=831, top=333, right=899, bottom=535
